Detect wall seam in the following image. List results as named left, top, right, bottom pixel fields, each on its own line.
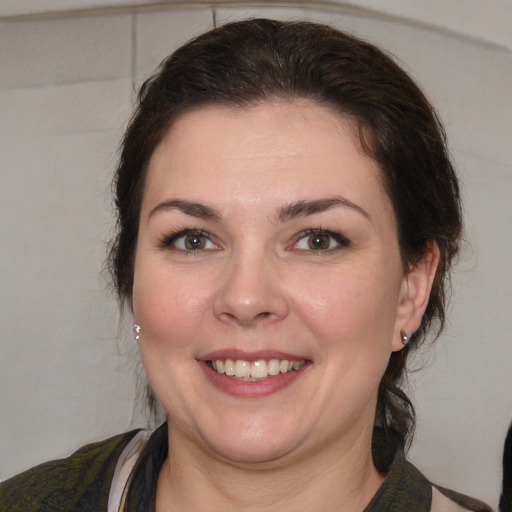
left=130, top=11, right=137, bottom=93
left=1, top=1, right=510, bottom=54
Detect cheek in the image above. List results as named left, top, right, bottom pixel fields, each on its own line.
left=132, top=259, right=213, bottom=350
left=292, top=267, right=400, bottom=350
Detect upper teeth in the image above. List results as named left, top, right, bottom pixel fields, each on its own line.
left=211, top=359, right=305, bottom=379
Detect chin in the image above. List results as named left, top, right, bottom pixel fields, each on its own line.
left=206, top=434, right=299, bottom=466
left=190, top=413, right=307, bottom=466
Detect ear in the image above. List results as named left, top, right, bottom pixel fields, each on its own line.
left=392, top=242, right=440, bottom=352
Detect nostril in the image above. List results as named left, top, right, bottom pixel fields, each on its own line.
left=213, top=276, right=290, bottom=326
left=218, top=309, right=283, bottom=327
left=220, top=312, right=237, bottom=321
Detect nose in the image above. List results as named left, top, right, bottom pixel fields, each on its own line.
left=213, top=251, right=290, bottom=327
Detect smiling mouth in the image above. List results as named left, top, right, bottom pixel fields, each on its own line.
left=206, top=359, right=306, bottom=380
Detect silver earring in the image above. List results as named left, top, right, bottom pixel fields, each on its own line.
left=400, top=330, right=409, bottom=345
left=133, top=323, right=141, bottom=342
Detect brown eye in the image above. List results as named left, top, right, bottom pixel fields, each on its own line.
left=307, top=233, right=331, bottom=250
left=293, top=229, right=349, bottom=252
left=161, top=229, right=218, bottom=251
left=184, top=233, right=207, bottom=250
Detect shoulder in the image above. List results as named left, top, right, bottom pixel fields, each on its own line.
left=0, top=429, right=141, bottom=512
left=403, top=456, right=493, bottom=512
left=431, top=485, right=493, bottom=512
left=366, top=451, right=493, bottom=512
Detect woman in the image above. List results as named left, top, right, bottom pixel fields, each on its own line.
left=0, top=18, right=492, bottom=512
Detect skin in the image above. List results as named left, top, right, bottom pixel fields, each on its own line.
left=132, top=100, right=439, bottom=511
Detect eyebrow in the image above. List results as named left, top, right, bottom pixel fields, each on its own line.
left=148, top=195, right=369, bottom=224
left=148, top=199, right=223, bottom=222
left=276, top=196, right=370, bottom=223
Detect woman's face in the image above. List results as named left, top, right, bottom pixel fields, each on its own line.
left=133, top=100, right=424, bottom=465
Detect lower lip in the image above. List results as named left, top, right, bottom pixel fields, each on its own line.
left=198, top=361, right=308, bottom=398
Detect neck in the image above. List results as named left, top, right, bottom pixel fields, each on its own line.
left=156, top=423, right=384, bottom=512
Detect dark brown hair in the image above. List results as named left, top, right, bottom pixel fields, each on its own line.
left=109, top=18, right=462, bottom=470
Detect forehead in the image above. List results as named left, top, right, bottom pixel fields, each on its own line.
left=158, top=99, right=362, bottom=155
left=143, top=100, right=391, bottom=220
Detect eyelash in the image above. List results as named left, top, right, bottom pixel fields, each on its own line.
left=158, top=228, right=350, bottom=253
left=158, top=229, right=217, bottom=252
left=291, top=228, right=350, bottom=252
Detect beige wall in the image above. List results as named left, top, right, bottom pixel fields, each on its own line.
left=2, top=0, right=512, bottom=52
left=1, top=3, right=511, bottom=508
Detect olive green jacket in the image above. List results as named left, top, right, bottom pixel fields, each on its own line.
left=0, top=424, right=492, bottom=511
